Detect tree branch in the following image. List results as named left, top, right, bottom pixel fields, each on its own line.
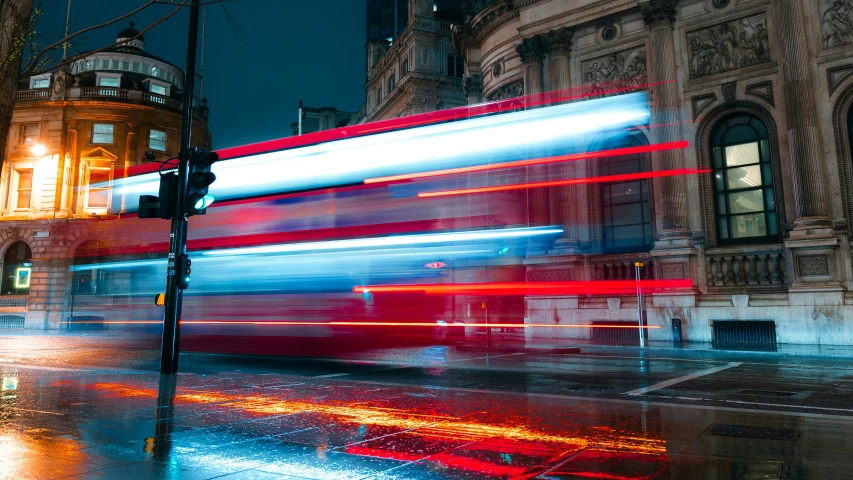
left=22, top=0, right=235, bottom=75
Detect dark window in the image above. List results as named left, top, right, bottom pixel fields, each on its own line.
left=72, top=241, right=109, bottom=295
left=600, top=136, right=653, bottom=253
left=367, top=0, right=408, bottom=42
left=711, top=114, right=777, bottom=244
left=2, top=241, right=32, bottom=295
left=447, top=53, right=464, bottom=78
left=388, top=73, right=396, bottom=92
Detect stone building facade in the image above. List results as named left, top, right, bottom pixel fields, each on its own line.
left=0, top=25, right=210, bottom=330
left=352, top=0, right=468, bottom=123
left=447, top=0, right=853, bottom=345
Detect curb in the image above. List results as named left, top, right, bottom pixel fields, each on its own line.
left=455, top=345, right=581, bottom=355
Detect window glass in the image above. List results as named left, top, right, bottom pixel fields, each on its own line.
left=88, top=169, right=111, bottom=208
left=150, top=84, right=167, bottom=95
left=112, top=60, right=119, bottom=69
left=599, top=135, right=652, bottom=253
left=121, top=61, right=129, bottom=70
left=32, top=78, right=49, bottom=88
left=16, top=170, right=32, bottom=209
left=92, top=123, right=114, bottom=144
left=131, top=62, right=140, bottom=72
left=98, top=77, right=120, bottom=87
left=2, top=241, right=32, bottom=295
left=149, top=129, right=167, bottom=151
left=711, top=114, right=777, bottom=243
left=21, top=124, right=39, bottom=145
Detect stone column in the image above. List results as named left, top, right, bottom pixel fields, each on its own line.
left=776, top=0, right=843, bottom=292
left=640, top=0, right=691, bottom=239
left=463, top=74, right=483, bottom=105
left=545, top=28, right=581, bottom=253
left=516, top=36, right=546, bottom=103
left=516, top=36, right=551, bottom=249
left=778, top=0, right=830, bottom=227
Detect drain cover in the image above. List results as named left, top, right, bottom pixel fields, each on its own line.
left=569, top=385, right=613, bottom=393
left=706, top=424, right=800, bottom=441
left=739, top=389, right=798, bottom=397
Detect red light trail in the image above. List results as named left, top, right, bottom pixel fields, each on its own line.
left=62, top=320, right=661, bottom=329
left=364, top=141, right=689, bottom=184
left=353, top=280, right=693, bottom=296
left=418, top=168, right=711, bottom=198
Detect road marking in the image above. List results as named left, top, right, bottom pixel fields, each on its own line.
left=312, top=352, right=525, bottom=378
left=623, top=362, right=743, bottom=396
left=644, top=395, right=853, bottom=414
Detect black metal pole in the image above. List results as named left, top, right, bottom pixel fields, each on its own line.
left=160, top=0, right=201, bottom=375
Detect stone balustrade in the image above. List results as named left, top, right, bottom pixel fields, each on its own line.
left=18, top=87, right=186, bottom=114
left=705, top=247, right=787, bottom=288
left=590, top=256, right=654, bottom=281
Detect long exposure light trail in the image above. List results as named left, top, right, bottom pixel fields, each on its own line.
left=69, top=226, right=562, bottom=271
left=353, top=280, right=693, bottom=295
left=418, top=168, right=711, bottom=198
left=365, top=141, right=689, bottom=184
left=172, top=321, right=662, bottom=329
left=113, top=93, right=650, bottom=212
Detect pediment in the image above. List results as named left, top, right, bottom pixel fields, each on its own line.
left=81, top=147, right=118, bottom=161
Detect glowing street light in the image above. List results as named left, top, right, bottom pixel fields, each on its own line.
left=31, top=144, right=47, bottom=157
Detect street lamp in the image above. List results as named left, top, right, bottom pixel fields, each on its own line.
left=31, top=144, right=47, bottom=157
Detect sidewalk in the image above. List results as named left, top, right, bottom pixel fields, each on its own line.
left=455, top=332, right=853, bottom=359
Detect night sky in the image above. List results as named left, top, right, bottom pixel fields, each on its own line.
left=34, top=0, right=367, bottom=148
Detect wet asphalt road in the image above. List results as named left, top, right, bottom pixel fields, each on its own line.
left=1, top=332, right=853, bottom=478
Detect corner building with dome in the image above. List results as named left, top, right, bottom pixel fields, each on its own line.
left=0, top=24, right=210, bottom=330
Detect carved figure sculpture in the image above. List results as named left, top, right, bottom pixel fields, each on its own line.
left=822, top=0, right=853, bottom=48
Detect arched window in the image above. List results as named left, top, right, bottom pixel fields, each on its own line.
left=2, top=241, right=32, bottom=295
left=711, top=114, right=777, bottom=244
left=599, top=135, right=653, bottom=253
left=72, top=241, right=109, bottom=295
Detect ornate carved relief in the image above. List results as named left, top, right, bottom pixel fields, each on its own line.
left=821, top=0, right=853, bottom=49
left=830, top=82, right=853, bottom=233
left=581, top=46, right=647, bottom=98
left=722, top=81, right=737, bottom=102
left=546, top=28, right=573, bottom=56
left=640, top=0, right=677, bottom=30
left=463, top=74, right=483, bottom=99
left=687, top=13, right=770, bottom=79
left=515, top=36, right=546, bottom=65
left=798, top=255, right=830, bottom=276
left=691, top=93, right=718, bottom=121
left=660, top=263, right=686, bottom=279
left=745, top=81, right=775, bottom=106
left=486, top=79, right=524, bottom=101
left=828, top=64, right=853, bottom=95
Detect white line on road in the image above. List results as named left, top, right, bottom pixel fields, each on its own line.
left=623, top=362, right=743, bottom=396
left=312, top=352, right=525, bottom=378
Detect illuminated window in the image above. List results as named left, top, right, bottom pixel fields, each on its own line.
left=2, top=241, right=32, bottom=295
left=600, top=136, right=652, bottom=253
left=711, top=114, right=777, bottom=243
left=87, top=169, right=111, bottom=209
left=92, top=123, right=114, bottom=144
left=20, top=124, right=39, bottom=145
left=31, top=78, right=49, bottom=89
left=15, top=170, right=32, bottom=209
left=150, top=83, right=167, bottom=95
left=149, top=129, right=167, bottom=151
left=98, top=77, right=119, bottom=87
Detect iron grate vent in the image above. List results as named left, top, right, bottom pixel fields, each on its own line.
left=569, top=385, right=614, bottom=393
left=706, top=424, right=800, bottom=441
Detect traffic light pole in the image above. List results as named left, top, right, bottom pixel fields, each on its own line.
left=161, top=0, right=201, bottom=375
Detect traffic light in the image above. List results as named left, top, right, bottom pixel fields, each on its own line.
left=176, top=254, right=191, bottom=289
left=138, top=173, right=178, bottom=219
left=187, top=148, right=219, bottom=216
